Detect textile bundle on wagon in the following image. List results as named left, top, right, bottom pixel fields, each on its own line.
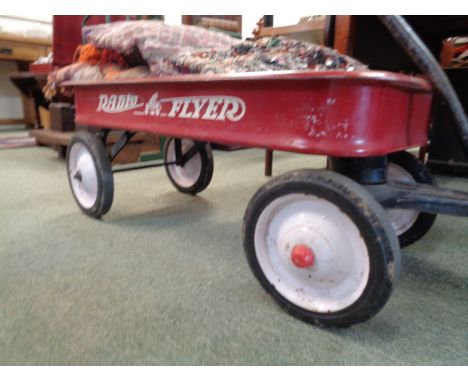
left=44, top=20, right=366, bottom=98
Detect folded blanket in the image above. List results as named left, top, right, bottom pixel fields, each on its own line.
left=83, top=20, right=238, bottom=56
left=83, top=20, right=240, bottom=76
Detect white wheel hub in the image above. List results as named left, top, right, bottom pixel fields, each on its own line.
left=166, top=139, right=202, bottom=188
left=254, top=193, right=370, bottom=313
left=68, top=142, right=98, bottom=209
left=386, top=163, right=419, bottom=235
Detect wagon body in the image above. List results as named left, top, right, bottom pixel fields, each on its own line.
left=68, top=70, right=433, bottom=158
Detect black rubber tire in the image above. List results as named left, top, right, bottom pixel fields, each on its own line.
left=66, top=131, right=114, bottom=219
left=387, top=151, right=437, bottom=248
left=243, top=169, right=401, bottom=328
left=164, top=138, right=214, bottom=195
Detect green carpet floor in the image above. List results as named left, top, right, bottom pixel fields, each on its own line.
left=0, top=144, right=467, bottom=365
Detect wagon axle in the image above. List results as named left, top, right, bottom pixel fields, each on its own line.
left=73, top=171, right=82, bottom=182
left=329, top=155, right=468, bottom=218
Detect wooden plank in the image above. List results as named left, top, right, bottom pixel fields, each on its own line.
left=0, top=15, right=52, bottom=25
left=29, top=129, right=73, bottom=146
left=258, top=20, right=325, bottom=37
left=0, top=32, right=51, bottom=46
left=0, top=40, right=50, bottom=61
left=198, top=17, right=240, bottom=32
left=9, top=71, right=48, bottom=81
left=30, top=129, right=162, bottom=164
left=333, top=16, right=356, bottom=55
left=30, top=129, right=156, bottom=147
left=0, top=118, right=26, bottom=126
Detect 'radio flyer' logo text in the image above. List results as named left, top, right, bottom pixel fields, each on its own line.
left=97, top=92, right=246, bottom=122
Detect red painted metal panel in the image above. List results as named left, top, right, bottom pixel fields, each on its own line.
left=68, top=70, right=433, bottom=157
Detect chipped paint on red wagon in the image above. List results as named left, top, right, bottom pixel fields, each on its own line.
left=67, top=70, right=433, bottom=157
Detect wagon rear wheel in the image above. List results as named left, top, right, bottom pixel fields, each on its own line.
left=386, top=151, right=437, bottom=247
left=66, top=131, right=114, bottom=218
left=164, top=138, right=214, bottom=194
left=243, top=169, right=401, bottom=328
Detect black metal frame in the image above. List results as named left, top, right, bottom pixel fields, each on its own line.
left=328, top=156, right=388, bottom=184
left=104, top=131, right=206, bottom=172
left=329, top=155, right=468, bottom=217
left=109, top=131, right=136, bottom=161
left=365, top=181, right=468, bottom=217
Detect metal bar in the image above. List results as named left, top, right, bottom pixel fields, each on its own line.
left=265, top=150, right=273, bottom=176
left=109, top=131, right=135, bottom=162
left=427, top=159, right=468, bottom=170
left=112, top=160, right=176, bottom=173
left=365, top=181, right=468, bottom=217
left=174, top=138, right=182, bottom=163
left=81, top=16, right=91, bottom=43
left=82, top=15, right=91, bottom=28
left=173, top=139, right=206, bottom=166
left=178, top=142, right=204, bottom=166
left=96, top=129, right=110, bottom=144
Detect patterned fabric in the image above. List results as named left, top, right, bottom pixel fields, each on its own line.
left=83, top=20, right=364, bottom=75
left=83, top=20, right=238, bottom=55
left=172, top=37, right=365, bottom=74
left=83, top=20, right=240, bottom=76
left=44, top=64, right=151, bottom=99
left=73, top=43, right=128, bottom=68
left=45, top=21, right=366, bottom=99
left=44, top=63, right=103, bottom=99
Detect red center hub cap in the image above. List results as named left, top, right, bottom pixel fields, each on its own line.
left=291, top=244, right=315, bottom=268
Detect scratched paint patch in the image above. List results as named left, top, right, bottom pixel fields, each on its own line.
left=96, top=92, right=246, bottom=122
left=304, top=98, right=350, bottom=139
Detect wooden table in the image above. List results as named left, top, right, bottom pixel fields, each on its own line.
left=0, top=32, right=51, bottom=127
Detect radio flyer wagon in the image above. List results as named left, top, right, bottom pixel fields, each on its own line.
left=63, top=69, right=468, bottom=327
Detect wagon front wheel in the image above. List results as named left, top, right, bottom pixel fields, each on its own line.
left=66, top=131, right=114, bottom=218
left=243, top=169, right=401, bottom=328
left=164, top=138, right=214, bottom=194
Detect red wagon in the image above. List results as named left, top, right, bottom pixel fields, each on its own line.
left=64, top=69, right=468, bottom=327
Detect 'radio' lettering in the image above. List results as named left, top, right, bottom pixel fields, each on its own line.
left=97, top=94, right=142, bottom=113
